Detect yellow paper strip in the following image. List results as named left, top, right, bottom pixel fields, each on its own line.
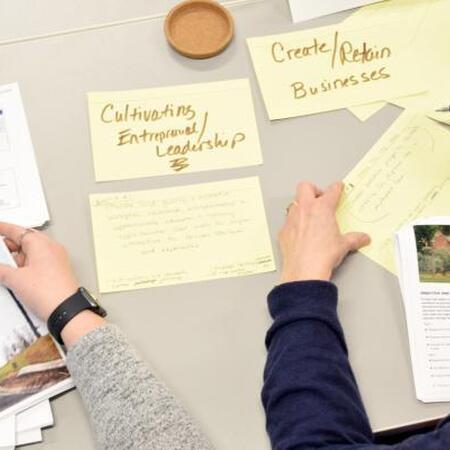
left=90, top=177, right=276, bottom=293
left=88, top=79, right=263, bottom=181
left=247, top=20, right=424, bottom=120
left=344, top=0, right=450, bottom=125
left=337, top=113, right=450, bottom=274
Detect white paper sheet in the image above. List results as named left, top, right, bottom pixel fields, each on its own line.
left=16, top=427, right=42, bottom=446
left=0, top=83, right=49, bottom=227
left=288, top=0, right=385, bottom=23
left=16, top=400, right=53, bottom=432
left=0, top=415, right=15, bottom=447
left=0, top=239, right=73, bottom=420
left=396, top=217, right=450, bottom=402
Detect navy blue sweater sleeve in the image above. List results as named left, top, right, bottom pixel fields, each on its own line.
left=262, top=281, right=450, bottom=450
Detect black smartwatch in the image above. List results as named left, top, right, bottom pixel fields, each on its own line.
left=47, top=287, right=107, bottom=345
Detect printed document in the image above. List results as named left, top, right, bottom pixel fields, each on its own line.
left=396, top=217, right=450, bottom=402
left=0, top=84, right=49, bottom=227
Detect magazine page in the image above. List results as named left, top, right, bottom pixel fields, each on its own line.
left=0, top=240, right=73, bottom=420
left=396, top=217, right=450, bottom=402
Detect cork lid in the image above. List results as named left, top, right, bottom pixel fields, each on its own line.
left=165, top=0, right=234, bottom=59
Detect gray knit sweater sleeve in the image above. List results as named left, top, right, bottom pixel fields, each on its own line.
left=66, top=324, right=213, bottom=450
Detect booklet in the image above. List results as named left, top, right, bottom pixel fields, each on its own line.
left=395, top=217, right=450, bottom=402
left=0, top=83, right=49, bottom=227
left=0, top=239, right=73, bottom=420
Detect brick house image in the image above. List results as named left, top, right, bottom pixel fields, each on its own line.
left=432, top=231, right=450, bottom=250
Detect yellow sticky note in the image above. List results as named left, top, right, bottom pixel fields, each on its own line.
left=393, top=88, right=450, bottom=126
left=247, top=21, right=424, bottom=120
left=344, top=0, right=450, bottom=125
left=90, top=177, right=276, bottom=293
left=88, top=79, right=263, bottom=181
left=337, top=113, right=450, bottom=274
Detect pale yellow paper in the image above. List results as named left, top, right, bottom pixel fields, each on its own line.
left=344, top=0, right=450, bottom=124
left=88, top=79, right=263, bottom=181
left=247, top=20, right=424, bottom=120
left=337, top=113, right=450, bottom=274
left=394, top=88, right=450, bottom=126
left=90, top=177, right=276, bottom=293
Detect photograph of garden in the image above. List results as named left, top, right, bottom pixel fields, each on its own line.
left=0, top=288, right=71, bottom=414
left=414, top=224, right=450, bottom=283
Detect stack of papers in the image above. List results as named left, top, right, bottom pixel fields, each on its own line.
left=396, top=217, right=450, bottom=402
left=0, top=84, right=72, bottom=448
left=248, top=0, right=449, bottom=124
left=345, top=0, right=450, bottom=125
left=0, top=239, right=73, bottom=448
left=0, top=83, right=49, bottom=227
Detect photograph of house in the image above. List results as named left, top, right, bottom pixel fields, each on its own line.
left=414, top=225, right=450, bottom=283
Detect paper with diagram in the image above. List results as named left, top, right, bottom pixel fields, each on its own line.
left=337, top=113, right=450, bottom=274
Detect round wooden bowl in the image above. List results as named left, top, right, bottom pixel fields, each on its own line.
left=164, top=0, right=234, bottom=59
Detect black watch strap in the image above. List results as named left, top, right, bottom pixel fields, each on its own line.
left=47, top=287, right=107, bottom=345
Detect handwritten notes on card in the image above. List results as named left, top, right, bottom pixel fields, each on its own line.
left=88, top=79, right=263, bottom=181
left=90, top=177, right=275, bottom=293
left=247, top=22, right=424, bottom=120
left=337, top=113, right=450, bottom=274
left=345, top=0, right=450, bottom=125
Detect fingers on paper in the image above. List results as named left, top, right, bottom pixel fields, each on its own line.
left=324, top=181, right=344, bottom=209
left=4, top=237, right=19, bottom=253
left=0, top=222, right=28, bottom=245
left=344, top=232, right=371, bottom=252
left=295, top=181, right=322, bottom=203
left=0, top=263, right=17, bottom=286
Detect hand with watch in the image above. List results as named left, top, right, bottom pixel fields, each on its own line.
left=0, top=222, right=107, bottom=347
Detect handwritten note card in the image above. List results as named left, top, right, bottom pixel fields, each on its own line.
left=247, top=22, right=424, bottom=120
left=337, top=113, right=450, bottom=274
left=90, top=177, right=275, bottom=293
left=88, top=79, right=263, bottom=181
left=345, top=0, right=450, bottom=125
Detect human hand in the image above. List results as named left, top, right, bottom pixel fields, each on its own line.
left=279, top=181, right=371, bottom=284
left=0, top=222, right=79, bottom=321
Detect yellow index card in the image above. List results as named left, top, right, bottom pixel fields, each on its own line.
left=247, top=21, right=424, bottom=120
left=337, top=113, right=450, bottom=274
left=88, top=79, right=263, bottom=181
left=344, top=0, right=450, bottom=126
left=90, top=177, right=276, bottom=293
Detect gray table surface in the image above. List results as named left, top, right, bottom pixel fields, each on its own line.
left=1, top=0, right=448, bottom=448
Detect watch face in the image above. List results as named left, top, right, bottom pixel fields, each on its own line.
left=80, top=287, right=99, bottom=307
left=79, top=287, right=107, bottom=317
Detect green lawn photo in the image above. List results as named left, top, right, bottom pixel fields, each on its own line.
left=419, top=273, right=450, bottom=283
left=414, top=224, right=450, bottom=284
